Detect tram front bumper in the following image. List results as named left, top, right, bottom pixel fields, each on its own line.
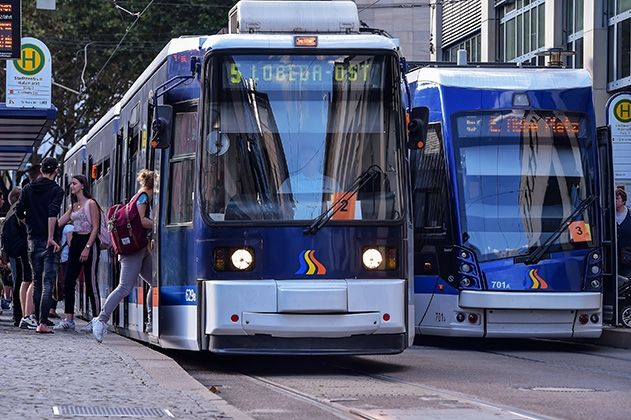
left=459, top=291, right=602, bottom=338
left=459, top=291, right=601, bottom=310
left=201, top=279, right=406, bottom=338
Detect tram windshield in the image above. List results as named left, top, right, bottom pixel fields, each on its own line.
left=452, top=110, right=595, bottom=262
left=201, top=54, right=403, bottom=223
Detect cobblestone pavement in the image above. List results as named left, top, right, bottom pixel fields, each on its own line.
left=0, top=307, right=250, bottom=420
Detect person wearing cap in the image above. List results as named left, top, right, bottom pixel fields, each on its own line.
left=16, top=157, right=65, bottom=334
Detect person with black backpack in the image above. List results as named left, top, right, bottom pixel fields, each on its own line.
left=1, top=187, right=36, bottom=328
left=16, top=157, right=65, bottom=334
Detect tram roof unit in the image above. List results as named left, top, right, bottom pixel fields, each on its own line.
left=407, top=67, right=592, bottom=91
left=228, top=1, right=360, bottom=34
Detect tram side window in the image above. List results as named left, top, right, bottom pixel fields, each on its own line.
left=92, top=158, right=111, bottom=208
left=411, top=124, right=449, bottom=238
left=168, top=111, right=198, bottom=224
left=128, top=132, right=140, bottom=196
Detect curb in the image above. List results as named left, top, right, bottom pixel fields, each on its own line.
left=105, top=333, right=252, bottom=420
left=596, top=326, right=631, bottom=349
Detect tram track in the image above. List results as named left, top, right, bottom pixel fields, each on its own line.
left=475, top=338, right=631, bottom=381
left=240, top=362, right=547, bottom=420
left=242, top=374, right=378, bottom=420
left=415, top=335, right=631, bottom=380
left=175, top=350, right=551, bottom=420
left=319, top=361, right=546, bottom=420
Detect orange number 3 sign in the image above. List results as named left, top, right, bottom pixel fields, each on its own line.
left=569, top=221, right=592, bottom=242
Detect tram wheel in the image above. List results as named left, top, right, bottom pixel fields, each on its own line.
left=622, top=306, right=631, bottom=328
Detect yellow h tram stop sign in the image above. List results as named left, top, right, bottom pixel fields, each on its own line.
left=609, top=93, right=631, bottom=187
left=1, top=37, right=56, bottom=171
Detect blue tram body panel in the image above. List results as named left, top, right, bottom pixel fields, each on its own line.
left=194, top=225, right=404, bottom=280
left=408, top=66, right=603, bottom=338
left=480, top=249, right=590, bottom=292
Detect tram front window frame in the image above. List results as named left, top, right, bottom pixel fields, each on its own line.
left=199, top=51, right=405, bottom=225
left=451, top=109, right=597, bottom=262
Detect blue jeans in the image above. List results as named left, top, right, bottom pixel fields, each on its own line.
left=29, top=239, right=59, bottom=325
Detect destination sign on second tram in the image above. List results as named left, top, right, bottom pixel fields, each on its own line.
left=0, top=0, right=21, bottom=59
left=457, top=113, right=584, bottom=138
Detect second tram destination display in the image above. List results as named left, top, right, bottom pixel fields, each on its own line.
left=456, top=112, right=584, bottom=138
left=0, top=0, right=20, bottom=59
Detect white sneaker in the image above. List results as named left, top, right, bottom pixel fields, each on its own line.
left=19, top=316, right=37, bottom=330
left=79, top=319, right=93, bottom=333
left=92, top=318, right=106, bottom=343
left=53, top=319, right=76, bottom=331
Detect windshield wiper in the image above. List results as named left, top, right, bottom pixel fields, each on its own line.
left=304, top=165, right=382, bottom=235
left=522, top=194, right=597, bottom=265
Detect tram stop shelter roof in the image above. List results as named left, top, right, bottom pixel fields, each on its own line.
left=0, top=104, right=57, bottom=171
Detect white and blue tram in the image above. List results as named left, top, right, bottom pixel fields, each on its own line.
left=63, top=1, right=416, bottom=354
left=407, top=64, right=608, bottom=338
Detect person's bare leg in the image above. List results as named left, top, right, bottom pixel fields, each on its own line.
left=3, top=285, right=11, bottom=300
left=19, top=282, right=29, bottom=316
left=25, top=282, right=34, bottom=315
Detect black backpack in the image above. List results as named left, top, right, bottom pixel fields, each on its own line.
left=1, top=211, right=27, bottom=258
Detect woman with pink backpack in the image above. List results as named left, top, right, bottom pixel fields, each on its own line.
left=92, top=169, right=155, bottom=343
left=54, top=174, right=104, bottom=331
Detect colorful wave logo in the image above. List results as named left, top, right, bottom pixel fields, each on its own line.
left=528, top=269, right=549, bottom=289
left=295, top=250, right=327, bottom=275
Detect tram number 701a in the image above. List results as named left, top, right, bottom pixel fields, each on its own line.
left=491, top=281, right=511, bottom=289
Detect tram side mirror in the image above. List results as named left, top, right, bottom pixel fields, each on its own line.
left=151, top=104, right=173, bottom=149
left=407, top=106, right=429, bottom=150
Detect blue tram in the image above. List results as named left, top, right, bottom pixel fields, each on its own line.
left=408, top=64, right=605, bottom=338
left=63, top=1, right=415, bottom=354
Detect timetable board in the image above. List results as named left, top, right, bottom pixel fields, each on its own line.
left=0, top=0, right=20, bottom=59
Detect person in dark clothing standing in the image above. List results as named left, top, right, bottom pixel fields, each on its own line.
left=16, top=157, right=64, bottom=334
left=616, top=189, right=631, bottom=278
left=1, top=187, right=35, bottom=328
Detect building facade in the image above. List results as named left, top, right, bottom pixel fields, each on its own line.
left=428, top=0, right=628, bottom=128
left=354, top=0, right=431, bottom=62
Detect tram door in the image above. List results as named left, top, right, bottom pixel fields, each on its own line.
left=146, top=102, right=160, bottom=339
left=123, top=121, right=143, bottom=331
left=111, top=129, right=124, bottom=327
left=598, top=126, right=617, bottom=325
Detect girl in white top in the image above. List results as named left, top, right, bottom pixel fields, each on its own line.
left=55, top=175, right=102, bottom=331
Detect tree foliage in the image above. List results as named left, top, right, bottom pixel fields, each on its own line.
left=1, top=0, right=236, bottom=161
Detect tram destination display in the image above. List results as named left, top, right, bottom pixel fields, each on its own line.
left=0, top=0, right=20, bottom=59
left=456, top=112, right=584, bottom=138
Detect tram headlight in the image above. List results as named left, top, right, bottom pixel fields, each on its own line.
left=362, top=248, right=383, bottom=270
left=590, top=265, right=601, bottom=275
left=460, top=263, right=472, bottom=273
left=214, top=247, right=255, bottom=272
left=231, top=249, right=254, bottom=271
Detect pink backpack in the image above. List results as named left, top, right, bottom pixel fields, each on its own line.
left=106, top=192, right=149, bottom=255
left=98, top=211, right=112, bottom=250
